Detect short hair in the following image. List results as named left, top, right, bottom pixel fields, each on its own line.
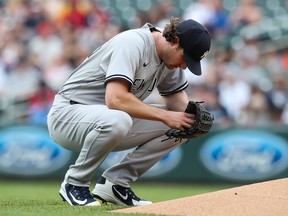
left=162, top=17, right=182, bottom=43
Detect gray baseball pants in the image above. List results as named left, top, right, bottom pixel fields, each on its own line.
left=47, top=94, right=185, bottom=187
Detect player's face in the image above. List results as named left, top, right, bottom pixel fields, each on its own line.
left=162, top=44, right=187, bottom=70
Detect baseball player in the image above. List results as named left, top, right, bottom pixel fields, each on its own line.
left=47, top=17, right=211, bottom=207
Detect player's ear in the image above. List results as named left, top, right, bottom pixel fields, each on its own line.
left=175, top=36, right=181, bottom=47
left=169, top=36, right=180, bottom=47
left=175, top=36, right=180, bottom=43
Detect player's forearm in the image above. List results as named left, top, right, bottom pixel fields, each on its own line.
left=107, top=91, right=168, bottom=122
left=105, top=80, right=170, bottom=122
left=163, top=91, right=189, bottom=112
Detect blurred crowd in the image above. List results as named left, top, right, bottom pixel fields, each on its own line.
left=0, top=0, right=288, bottom=128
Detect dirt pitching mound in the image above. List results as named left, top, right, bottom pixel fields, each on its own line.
left=113, top=178, right=288, bottom=216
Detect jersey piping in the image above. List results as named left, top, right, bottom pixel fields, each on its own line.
left=105, top=74, right=133, bottom=85
left=159, top=81, right=188, bottom=96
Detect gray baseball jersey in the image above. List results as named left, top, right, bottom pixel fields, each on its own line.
left=58, top=23, right=188, bottom=104
left=48, top=23, right=189, bottom=188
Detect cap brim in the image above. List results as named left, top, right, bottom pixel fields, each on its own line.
left=184, top=53, right=202, bottom=76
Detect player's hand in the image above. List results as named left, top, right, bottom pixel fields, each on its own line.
left=164, top=101, right=214, bottom=141
left=162, top=111, right=195, bottom=131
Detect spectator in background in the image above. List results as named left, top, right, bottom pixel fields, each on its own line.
left=6, top=56, right=40, bottom=103
left=183, top=0, right=215, bottom=26
left=134, top=0, right=176, bottom=29
left=79, top=2, right=118, bottom=51
left=266, top=75, right=288, bottom=124
left=41, top=0, right=64, bottom=23
left=56, top=24, right=88, bottom=68
left=0, top=63, right=8, bottom=112
left=240, top=85, right=270, bottom=126
left=86, top=0, right=110, bottom=28
left=262, top=48, right=286, bottom=77
left=281, top=49, right=288, bottom=73
left=23, top=0, right=46, bottom=30
left=43, top=54, right=73, bottom=91
left=28, top=21, right=64, bottom=68
left=0, top=29, right=25, bottom=72
left=5, top=56, right=41, bottom=123
left=205, top=0, right=231, bottom=38
left=28, top=79, right=56, bottom=126
left=149, top=0, right=175, bottom=28
left=236, top=38, right=270, bottom=87
left=60, top=0, right=89, bottom=29
left=230, top=0, right=262, bottom=30
left=218, top=66, right=251, bottom=121
left=282, top=102, right=288, bottom=125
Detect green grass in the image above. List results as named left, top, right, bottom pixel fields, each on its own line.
left=0, top=180, right=239, bottom=216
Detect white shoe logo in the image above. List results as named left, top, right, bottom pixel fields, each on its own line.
left=69, top=192, right=88, bottom=205
left=112, top=186, right=128, bottom=200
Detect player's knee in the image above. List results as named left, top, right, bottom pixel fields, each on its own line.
left=107, top=110, right=132, bottom=138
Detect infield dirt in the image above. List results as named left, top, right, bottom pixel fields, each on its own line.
left=113, top=178, right=288, bottom=216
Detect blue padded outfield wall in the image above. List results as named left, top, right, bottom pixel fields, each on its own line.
left=0, top=124, right=287, bottom=183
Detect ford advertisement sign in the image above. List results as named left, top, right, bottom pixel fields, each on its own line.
left=0, top=125, right=72, bottom=177
left=200, top=129, right=288, bottom=181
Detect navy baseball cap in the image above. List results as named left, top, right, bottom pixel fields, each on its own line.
left=177, top=19, right=211, bottom=76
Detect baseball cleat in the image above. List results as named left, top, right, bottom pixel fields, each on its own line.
left=92, top=176, right=152, bottom=206
left=59, top=181, right=101, bottom=206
